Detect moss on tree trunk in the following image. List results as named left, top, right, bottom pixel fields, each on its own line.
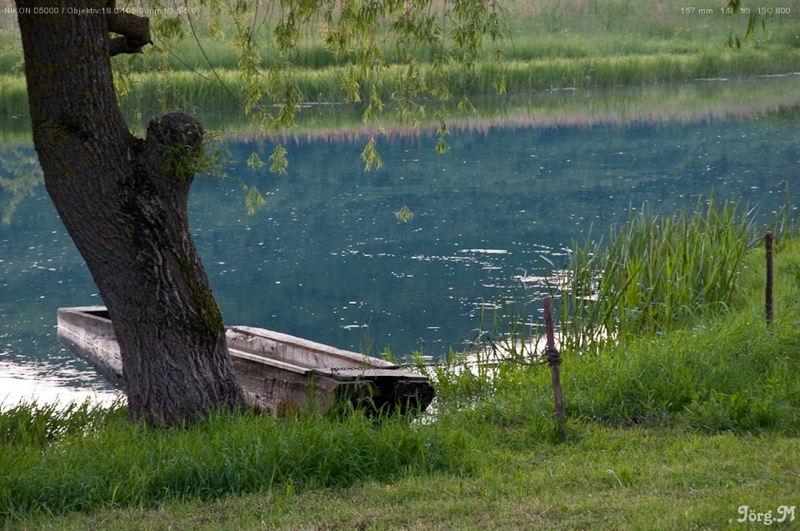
left=15, top=0, right=245, bottom=426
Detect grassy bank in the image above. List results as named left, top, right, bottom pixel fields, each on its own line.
left=551, top=199, right=765, bottom=351
left=1, top=45, right=797, bottom=120
left=2, top=211, right=799, bottom=528
left=2, top=2, right=800, bottom=527
left=2, top=74, right=800, bottom=146
left=0, top=0, right=798, bottom=119
left=13, top=427, right=799, bottom=529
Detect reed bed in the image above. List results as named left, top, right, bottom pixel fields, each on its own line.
left=0, top=44, right=793, bottom=123
left=551, top=198, right=760, bottom=352
left=450, top=197, right=794, bottom=363
left=4, top=73, right=800, bottom=146
left=2, top=233, right=799, bottom=525
left=96, top=0, right=798, bottom=74
left=0, top=75, right=28, bottom=117
left=1, top=0, right=799, bottom=120
left=0, top=399, right=117, bottom=448
left=427, top=229, right=800, bottom=434
left=440, top=48, right=799, bottom=93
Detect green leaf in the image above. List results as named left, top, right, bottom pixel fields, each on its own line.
left=435, top=136, right=450, bottom=155
left=360, top=137, right=383, bottom=171
left=395, top=205, right=414, bottom=222
left=155, top=17, right=185, bottom=40
left=247, top=152, right=265, bottom=170
left=745, top=12, right=757, bottom=42
left=269, top=144, right=288, bottom=174
left=245, top=186, right=264, bottom=215
left=435, top=118, right=450, bottom=154
left=492, top=74, right=507, bottom=95
left=457, top=95, right=474, bottom=113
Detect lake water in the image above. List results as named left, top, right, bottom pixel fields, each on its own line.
left=1, top=79, right=799, bottom=408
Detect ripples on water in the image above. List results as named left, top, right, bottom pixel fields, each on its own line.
left=0, top=357, right=120, bottom=410
left=1, top=82, right=799, bottom=407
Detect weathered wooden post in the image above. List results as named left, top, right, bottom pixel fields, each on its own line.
left=765, top=232, right=774, bottom=327
left=543, top=296, right=566, bottom=440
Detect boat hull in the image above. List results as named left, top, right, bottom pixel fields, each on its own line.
left=57, top=306, right=434, bottom=416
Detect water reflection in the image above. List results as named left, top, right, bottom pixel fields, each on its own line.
left=204, top=115, right=797, bottom=357
left=0, top=357, right=121, bottom=410
left=0, top=147, right=42, bottom=225
left=1, top=81, right=799, bottom=407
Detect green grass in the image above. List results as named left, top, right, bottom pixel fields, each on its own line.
left=3, top=70, right=799, bottom=147
left=0, top=0, right=799, bottom=120
left=0, top=402, right=459, bottom=519
left=2, top=2, right=800, bottom=526
left=3, top=224, right=800, bottom=528
left=432, top=260, right=800, bottom=436
left=0, top=74, right=27, bottom=116
left=551, top=198, right=760, bottom=351
left=0, top=46, right=793, bottom=120
left=15, top=426, right=800, bottom=530
left=93, top=0, right=800, bottom=74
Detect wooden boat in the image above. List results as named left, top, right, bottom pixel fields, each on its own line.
left=57, top=306, right=434, bottom=416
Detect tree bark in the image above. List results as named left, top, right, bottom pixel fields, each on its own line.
left=16, top=0, right=245, bottom=426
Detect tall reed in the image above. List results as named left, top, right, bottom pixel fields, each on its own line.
left=551, top=198, right=760, bottom=352
left=0, top=75, right=28, bottom=116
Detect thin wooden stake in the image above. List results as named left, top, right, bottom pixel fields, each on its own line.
left=765, top=231, right=774, bottom=327
left=543, top=296, right=566, bottom=440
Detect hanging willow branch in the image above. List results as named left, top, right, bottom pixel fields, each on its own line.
left=149, top=0, right=507, bottom=170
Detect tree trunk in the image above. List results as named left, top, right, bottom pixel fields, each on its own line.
left=16, top=0, right=246, bottom=426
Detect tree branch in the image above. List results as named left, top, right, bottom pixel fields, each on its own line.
left=145, top=113, right=205, bottom=184
left=107, top=11, right=152, bottom=56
